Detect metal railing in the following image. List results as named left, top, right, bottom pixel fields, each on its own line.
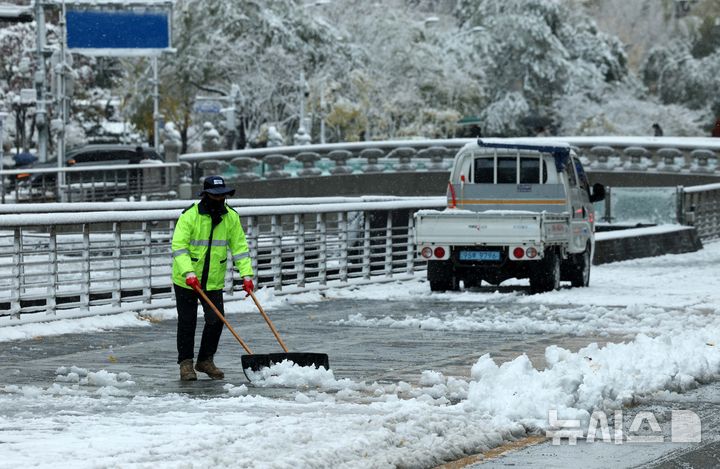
left=0, top=162, right=180, bottom=203
left=180, top=137, right=720, bottom=182
left=678, top=182, right=720, bottom=240
left=0, top=197, right=444, bottom=322
left=0, top=180, right=717, bottom=323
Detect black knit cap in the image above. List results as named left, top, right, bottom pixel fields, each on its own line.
left=197, top=175, right=236, bottom=196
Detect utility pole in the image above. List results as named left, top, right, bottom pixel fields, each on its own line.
left=34, top=0, right=49, bottom=163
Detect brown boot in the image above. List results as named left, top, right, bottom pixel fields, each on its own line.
left=195, top=359, right=224, bottom=380
left=179, top=359, right=197, bottom=381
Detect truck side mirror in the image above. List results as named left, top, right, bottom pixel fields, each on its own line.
left=589, top=183, right=605, bottom=203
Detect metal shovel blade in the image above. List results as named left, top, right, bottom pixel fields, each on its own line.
left=241, top=352, right=330, bottom=373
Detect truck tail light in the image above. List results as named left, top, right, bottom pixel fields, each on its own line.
left=526, top=247, right=538, bottom=258
left=513, top=247, right=525, bottom=258
left=421, top=247, right=432, bottom=259
left=434, top=247, right=446, bottom=258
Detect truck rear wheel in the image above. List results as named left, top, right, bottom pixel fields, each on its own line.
left=530, top=250, right=560, bottom=293
left=569, top=247, right=591, bottom=288
left=428, top=260, right=459, bottom=292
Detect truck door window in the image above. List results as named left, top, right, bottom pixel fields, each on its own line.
left=564, top=161, right=578, bottom=187
left=473, top=157, right=494, bottom=183
left=574, top=157, right=591, bottom=193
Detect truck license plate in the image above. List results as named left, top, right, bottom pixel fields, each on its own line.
left=459, top=250, right=500, bottom=261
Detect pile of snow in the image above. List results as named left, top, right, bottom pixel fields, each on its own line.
left=55, top=366, right=135, bottom=388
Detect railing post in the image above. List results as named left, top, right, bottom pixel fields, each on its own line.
left=603, top=186, right=613, bottom=223
left=81, top=224, right=90, bottom=311
left=47, top=226, right=57, bottom=315
left=142, top=222, right=152, bottom=303
left=317, top=213, right=327, bottom=285
left=338, top=212, right=348, bottom=282
left=113, top=222, right=122, bottom=307
left=406, top=212, right=415, bottom=275
left=270, top=215, right=283, bottom=291
left=676, top=186, right=684, bottom=225
left=384, top=211, right=393, bottom=277
left=12, top=228, right=21, bottom=317
left=246, top=216, right=258, bottom=280
left=294, top=213, right=305, bottom=287
left=362, top=213, right=371, bottom=280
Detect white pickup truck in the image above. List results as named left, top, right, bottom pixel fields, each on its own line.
left=414, top=140, right=605, bottom=293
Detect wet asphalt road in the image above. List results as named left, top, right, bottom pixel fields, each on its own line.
left=1, top=296, right=718, bottom=467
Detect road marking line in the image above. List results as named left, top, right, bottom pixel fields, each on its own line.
left=433, top=435, right=547, bottom=468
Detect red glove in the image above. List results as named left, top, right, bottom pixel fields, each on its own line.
left=185, top=273, right=200, bottom=290
left=242, top=277, right=254, bottom=295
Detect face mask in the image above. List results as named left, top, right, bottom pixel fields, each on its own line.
left=202, top=196, right=226, bottom=224
left=206, top=197, right=225, bottom=211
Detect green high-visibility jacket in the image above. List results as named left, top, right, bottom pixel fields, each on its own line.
left=171, top=202, right=253, bottom=290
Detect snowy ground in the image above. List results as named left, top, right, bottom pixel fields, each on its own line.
left=1, top=241, right=720, bottom=468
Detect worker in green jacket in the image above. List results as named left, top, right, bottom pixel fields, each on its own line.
left=171, top=175, right=254, bottom=381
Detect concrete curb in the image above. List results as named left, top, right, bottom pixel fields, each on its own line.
left=594, top=225, right=703, bottom=265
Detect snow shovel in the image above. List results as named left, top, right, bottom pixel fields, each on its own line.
left=241, top=290, right=330, bottom=375
left=190, top=285, right=329, bottom=379
left=191, top=284, right=254, bottom=355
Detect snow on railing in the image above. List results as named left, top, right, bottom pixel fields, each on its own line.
left=0, top=197, right=445, bottom=322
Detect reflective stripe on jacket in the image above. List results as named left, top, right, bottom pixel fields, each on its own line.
left=171, top=202, right=253, bottom=290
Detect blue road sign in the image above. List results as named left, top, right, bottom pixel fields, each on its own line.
left=67, top=9, right=171, bottom=55
left=193, top=101, right=222, bottom=114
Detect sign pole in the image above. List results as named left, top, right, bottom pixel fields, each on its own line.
left=152, top=56, right=160, bottom=150
left=34, top=0, right=48, bottom=163
left=57, top=0, right=67, bottom=202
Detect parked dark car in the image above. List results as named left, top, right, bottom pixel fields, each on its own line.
left=12, top=145, right=163, bottom=202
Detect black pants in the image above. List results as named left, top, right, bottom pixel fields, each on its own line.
left=174, top=284, right=225, bottom=364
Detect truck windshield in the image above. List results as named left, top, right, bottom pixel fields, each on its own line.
left=473, top=156, right=548, bottom=184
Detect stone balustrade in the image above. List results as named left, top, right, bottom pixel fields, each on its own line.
left=181, top=139, right=720, bottom=183
left=295, top=151, right=323, bottom=176
left=230, top=157, right=261, bottom=181
left=390, top=147, right=416, bottom=172
left=360, top=148, right=385, bottom=173
left=263, top=154, right=291, bottom=179
left=328, top=149, right=353, bottom=174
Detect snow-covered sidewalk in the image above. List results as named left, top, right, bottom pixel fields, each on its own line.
left=1, top=242, right=719, bottom=468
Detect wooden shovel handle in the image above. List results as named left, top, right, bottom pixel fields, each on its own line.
left=248, top=290, right=289, bottom=353
left=192, top=285, right=253, bottom=355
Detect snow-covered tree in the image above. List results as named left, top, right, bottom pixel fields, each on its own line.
left=640, top=5, right=720, bottom=119
left=119, top=0, right=353, bottom=152
left=454, top=0, right=629, bottom=136
left=0, top=23, right=39, bottom=151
